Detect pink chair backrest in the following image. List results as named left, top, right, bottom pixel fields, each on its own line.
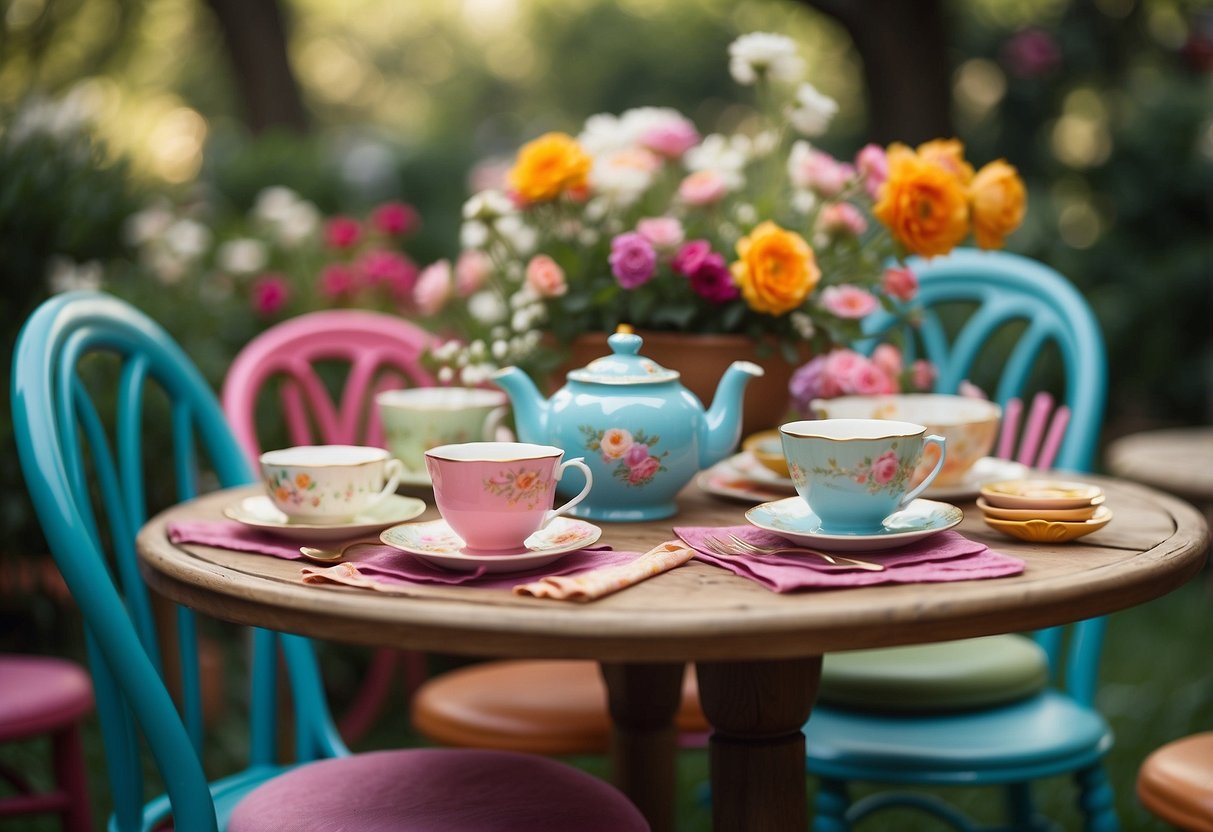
left=222, top=310, right=436, bottom=460
left=996, top=391, right=1072, bottom=470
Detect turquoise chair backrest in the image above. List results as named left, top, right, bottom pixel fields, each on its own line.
left=12, top=292, right=346, bottom=832
left=864, top=249, right=1109, bottom=702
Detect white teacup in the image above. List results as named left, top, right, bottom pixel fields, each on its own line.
left=260, top=445, right=404, bottom=523
left=377, top=387, right=509, bottom=476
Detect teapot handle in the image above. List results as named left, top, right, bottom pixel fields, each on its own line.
left=543, top=457, right=593, bottom=526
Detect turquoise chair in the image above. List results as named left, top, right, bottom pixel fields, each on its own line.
left=806, top=249, right=1114, bottom=831
left=10, top=292, right=647, bottom=832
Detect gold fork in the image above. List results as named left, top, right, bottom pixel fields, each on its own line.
left=700, top=533, right=885, bottom=572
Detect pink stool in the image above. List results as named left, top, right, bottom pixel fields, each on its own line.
left=0, top=653, right=94, bottom=832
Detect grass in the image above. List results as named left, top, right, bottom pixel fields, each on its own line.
left=1, top=571, right=1209, bottom=831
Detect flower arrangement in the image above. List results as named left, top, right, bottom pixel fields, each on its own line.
left=422, top=31, right=1027, bottom=384
left=787, top=344, right=937, bottom=416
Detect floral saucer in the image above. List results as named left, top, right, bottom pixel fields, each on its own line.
left=744, top=497, right=964, bottom=552
left=223, top=494, right=426, bottom=542
left=379, top=517, right=602, bottom=573
left=923, top=457, right=1030, bottom=500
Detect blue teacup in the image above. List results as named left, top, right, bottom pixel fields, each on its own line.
left=780, top=418, right=947, bottom=534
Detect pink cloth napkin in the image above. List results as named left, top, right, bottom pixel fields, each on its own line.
left=673, top=525, right=1024, bottom=593
left=166, top=519, right=643, bottom=589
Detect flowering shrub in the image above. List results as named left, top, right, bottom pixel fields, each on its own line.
left=121, top=187, right=424, bottom=320
left=422, top=31, right=1027, bottom=383
left=787, top=344, right=937, bottom=415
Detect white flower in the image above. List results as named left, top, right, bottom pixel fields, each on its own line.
left=683, top=134, right=747, bottom=191
left=790, top=312, right=816, bottom=339
left=733, top=203, right=758, bottom=225
left=216, top=238, right=268, bottom=275
left=578, top=107, right=693, bottom=156
left=792, top=189, right=818, bottom=214
left=788, top=83, right=838, bottom=137
left=274, top=201, right=320, bottom=247
left=46, top=256, right=103, bottom=293
left=124, top=202, right=174, bottom=247
left=494, top=215, right=537, bottom=255
left=163, top=219, right=211, bottom=259
left=728, top=33, right=804, bottom=86
left=462, top=189, right=514, bottom=222
left=588, top=150, right=656, bottom=207
left=491, top=340, right=508, bottom=360
left=253, top=186, right=302, bottom=225
left=468, top=290, right=506, bottom=324
left=460, top=220, right=490, bottom=249
left=438, top=366, right=455, bottom=384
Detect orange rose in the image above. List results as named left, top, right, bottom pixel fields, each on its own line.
left=969, top=160, right=1027, bottom=250
left=294, top=473, right=311, bottom=488
left=731, top=221, right=820, bottom=316
left=916, top=138, right=974, bottom=184
left=508, top=132, right=591, bottom=203
left=513, top=470, right=540, bottom=492
left=874, top=145, right=970, bottom=258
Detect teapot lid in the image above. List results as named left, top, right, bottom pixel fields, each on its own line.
left=567, top=332, right=680, bottom=385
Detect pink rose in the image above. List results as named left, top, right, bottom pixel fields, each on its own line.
left=671, top=240, right=712, bottom=276
left=358, top=249, right=418, bottom=299
left=414, top=260, right=453, bottom=315
left=911, top=359, right=937, bottom=391
left=251, top=273, right=289, bottom=316
left=324, top=216, right=362, bottom=249
left=791, top=149, right=854, bottom=198
left=686, top=252, right=740, bottom=304
left=824, top=350, right=865, bottom=394
left=641, top=119, right=700, bottom=159
left=525, top=254, right=568, bottom=297
left=678, top=170, right=729, bottom=206
left=455, top=250, right=492, bottom=296
left=609, top=232, right=657, bottom=289
left=623, top=443, right=650, bottom=466
left=628, top=456, right=661, bottom=484
left=882, top=266, right=919, bottom=302
left=818, top=202, right=868, bottom=237
left=636, top=217, right=685, bottom=250
left=848, top=360, right=896, bottom=395
left=871, top=450, right=899, bottom=485
left=821, top=285, right=880, bottom=319
left=319, top=264, right=358, bottom=299
left=871, top=344, right=904, bottom=379
left=370, top=202, right=420, bottom=236
left=855, top=144, right=888, bottom=200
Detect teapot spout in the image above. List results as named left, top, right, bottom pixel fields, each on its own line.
left=699, top=360, right=765, bottom=469
left=490, top=366, right=548, bottom=444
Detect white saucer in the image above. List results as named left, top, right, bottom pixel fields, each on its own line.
left=223, top=494, right=427, bottom=542
left=695, top=467, right=794, bottom=504
left=923, top=457, right=1030, bottom=500
left=727, top=452, right=797, bottom=491
left=744, top=497, right=964, bottom=552
left=379, top=517, right=602, bottom=573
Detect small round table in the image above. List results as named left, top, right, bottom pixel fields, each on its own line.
left=136, top=476, right=1209, bottom=832
left=1106, top=426, right=1213, bottom=506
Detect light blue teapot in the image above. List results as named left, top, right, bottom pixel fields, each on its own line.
left=492, top=332, right=763, bottom=521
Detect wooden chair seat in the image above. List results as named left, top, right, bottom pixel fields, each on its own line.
left=412, top=660, right=707, bottom=754
left=1136, top=732, right=1213, bottom=832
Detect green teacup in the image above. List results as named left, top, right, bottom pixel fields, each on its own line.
left=376, top=388, right=509, bottom=478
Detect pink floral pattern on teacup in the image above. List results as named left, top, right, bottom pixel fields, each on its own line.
left=483, top=467, right=551, bottom=509
left=808, top=444, right=915, bottom=496
left=580, top=425, right=669, bottom=487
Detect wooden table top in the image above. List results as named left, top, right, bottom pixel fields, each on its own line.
left=136, top=475, right=1209, bottom=663
left=1106, top=426, right=1213, bottom=503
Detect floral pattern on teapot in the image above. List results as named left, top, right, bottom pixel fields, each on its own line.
left=580, top=425, right=669, bottom=487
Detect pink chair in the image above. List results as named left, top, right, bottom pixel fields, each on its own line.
left=222, top=309, right=436, bottom=743
left=996, top=390, right=1072, bottom=471
left=0, top=653, right=93, bottom=831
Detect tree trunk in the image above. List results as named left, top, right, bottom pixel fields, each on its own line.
left=202, top=0, right=309, bottom=134
left=801, top=0, right=953, bottom=144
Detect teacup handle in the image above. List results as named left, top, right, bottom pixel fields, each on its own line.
left=366, top=458, right=405, bottom=508
left=482, top=406, right=513, bottom=442
left=542, top=457, right=593, bottom=526
left=898, top=434, right=947, bottom=509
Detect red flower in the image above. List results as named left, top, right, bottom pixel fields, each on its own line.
left=251, top=273, right=290, bottom=316
left=325, top=216, right=362, bottom=249
left=371, top=202, right=420, bottom=236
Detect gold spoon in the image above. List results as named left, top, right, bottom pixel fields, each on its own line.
left=298, top=541, right=362, bottom=563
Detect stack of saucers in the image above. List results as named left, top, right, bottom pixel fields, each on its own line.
left=977, top=479, right=1112, bottom=542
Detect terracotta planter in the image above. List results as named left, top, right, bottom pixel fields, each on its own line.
left=561, top=331, right=808, bottom=438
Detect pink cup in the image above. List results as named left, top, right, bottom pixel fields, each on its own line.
left=424, top=442, right=593, bottom=553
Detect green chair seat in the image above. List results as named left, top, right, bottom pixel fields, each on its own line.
left=818, top=635, right=1049, bottom=713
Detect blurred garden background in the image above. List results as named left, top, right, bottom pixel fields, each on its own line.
left=1, top=0, right=1211, bottom=829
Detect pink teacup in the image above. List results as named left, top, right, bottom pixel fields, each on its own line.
left=424, top=442, right=593, bottom=553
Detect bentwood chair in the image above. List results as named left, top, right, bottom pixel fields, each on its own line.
left=11, top=292, right=648, bottom=831
left=222, top=309, right=434, bottom=742
left=806, top=249, right=1113, bottom=830
left=0, top=653, right=93, bottom=831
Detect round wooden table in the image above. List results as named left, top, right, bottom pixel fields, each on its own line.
left=136, top=476, right=1209, bottom=832
left=1106, top=426, right=1213, bottom=506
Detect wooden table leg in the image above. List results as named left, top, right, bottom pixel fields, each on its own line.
left=600, top=661, right=685, bottom=832
left=696, top=656, right=822, bottom=832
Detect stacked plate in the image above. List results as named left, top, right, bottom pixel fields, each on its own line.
left=977, top=480, right=1112, bottom=542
